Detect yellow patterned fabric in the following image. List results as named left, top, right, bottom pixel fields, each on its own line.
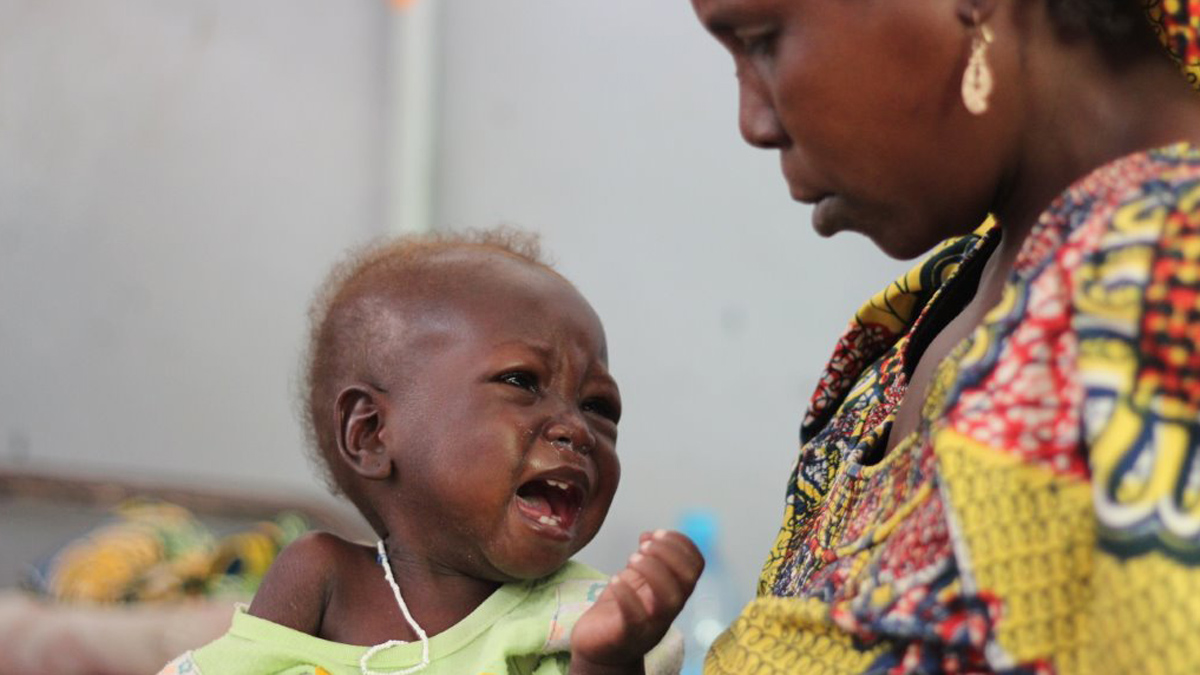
left=706, top=145, right=1200, bottom=674
left=1147, top=0, right=1200, bottom=88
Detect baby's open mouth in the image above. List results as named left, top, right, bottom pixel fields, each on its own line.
left=515, top=478, right=584, bottom=531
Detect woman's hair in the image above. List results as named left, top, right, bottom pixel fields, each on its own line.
left=1047, top=0, right=1148, bottom=40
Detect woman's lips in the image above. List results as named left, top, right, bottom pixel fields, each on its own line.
left=780, top=154, right=828, bottom=204
left=789, top=185, right=830, bottom=205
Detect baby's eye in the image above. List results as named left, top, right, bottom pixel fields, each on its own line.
left=582, top=397, right=621, bottom=424
left=498, top=371, right=539, bottom=392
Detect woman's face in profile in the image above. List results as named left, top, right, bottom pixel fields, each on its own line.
left=691, top=0, right=1016, bottom=259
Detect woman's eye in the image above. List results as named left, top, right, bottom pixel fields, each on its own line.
left=499, top=372, right=538, bottom=391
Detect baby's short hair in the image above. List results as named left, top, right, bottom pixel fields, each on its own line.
left=300, top=227, right=548, bottom=509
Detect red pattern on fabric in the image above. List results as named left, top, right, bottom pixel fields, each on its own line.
left=1140, top=212, right=1200, bottom=406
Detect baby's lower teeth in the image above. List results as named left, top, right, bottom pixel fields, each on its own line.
left=538, top=515, right=561, bottom=526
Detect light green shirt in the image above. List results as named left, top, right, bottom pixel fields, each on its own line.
left=158, top=561, right=682, bottom=675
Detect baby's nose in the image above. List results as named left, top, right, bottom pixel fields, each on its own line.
left=545, top=414, right=595, bottom=455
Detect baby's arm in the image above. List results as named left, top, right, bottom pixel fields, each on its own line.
left=570, top=530, right=704, bottom=675
left=246, top=531, right=340, bottom=636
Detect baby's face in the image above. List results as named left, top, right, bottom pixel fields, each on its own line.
left=378, top=255, right=621, bottom=582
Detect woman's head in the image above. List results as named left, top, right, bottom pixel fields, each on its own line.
left=692, top=0, right=1197, bottom=259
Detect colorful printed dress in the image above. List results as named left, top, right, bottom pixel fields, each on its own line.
left=704, top=144, right=1200, bottom=674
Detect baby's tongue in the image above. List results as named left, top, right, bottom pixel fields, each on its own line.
left=517, top=492, right=553, bottom=517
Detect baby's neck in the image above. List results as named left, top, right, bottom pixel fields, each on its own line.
left=377, top=553, right=506, bottom=639
left=308, top=537, right=505, bottom=646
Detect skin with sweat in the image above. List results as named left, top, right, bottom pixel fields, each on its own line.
left=249, top=249, right=702, bottom=674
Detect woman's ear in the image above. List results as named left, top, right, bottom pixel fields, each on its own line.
left=334, top=384, right=394, bottom=480
left=955, top=0, right=999, bottom=26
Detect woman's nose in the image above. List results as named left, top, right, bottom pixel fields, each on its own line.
left=738, top=77, right=786, bottom=149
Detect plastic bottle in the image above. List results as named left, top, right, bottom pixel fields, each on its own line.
left=676, top=509, right=736, bottom=675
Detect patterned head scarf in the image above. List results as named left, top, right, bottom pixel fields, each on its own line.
left=1145, top=0, right=1200, bottom=87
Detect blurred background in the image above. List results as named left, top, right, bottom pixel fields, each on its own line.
left=0, top=0, right=909, bottom=630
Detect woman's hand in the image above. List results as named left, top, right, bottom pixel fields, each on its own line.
left=569, top=530, right=704, bottom=675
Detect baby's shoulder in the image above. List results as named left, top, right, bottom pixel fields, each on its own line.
left=246, top=531, right=367, bottom=635
left=265, top=531, right=368, bottom=588
left=278, top=530, right=367, bottom=565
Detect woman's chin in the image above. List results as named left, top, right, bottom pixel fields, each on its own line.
left=868, top=234, right=941, bottom=261
left=809, top=195, right=842, bottom=239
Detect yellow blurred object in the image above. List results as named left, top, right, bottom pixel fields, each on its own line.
left=46, top=501, right=210, bottom=603
left=35, top=500, right=307, bottom=604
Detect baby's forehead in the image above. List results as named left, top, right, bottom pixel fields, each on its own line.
left=366, top=248, right=571, bottom=310
left=347, top=250, right=577, bottom=336
left=366, top=245, right=544, bottom=290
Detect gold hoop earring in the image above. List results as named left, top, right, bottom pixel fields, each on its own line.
left=961, top=11, right=994, bottom=115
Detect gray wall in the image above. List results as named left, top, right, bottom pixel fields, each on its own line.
left=432, top=0, right=909, bottom=596
left=0, top=0, right=387, bottom=488
left=0, top=0, right=908, bottom=604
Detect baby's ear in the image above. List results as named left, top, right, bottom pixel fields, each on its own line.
left=334, top=384, right=393, bottom=480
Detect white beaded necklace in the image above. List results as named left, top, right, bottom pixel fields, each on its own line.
left=359, top=540, right=431, bottom=675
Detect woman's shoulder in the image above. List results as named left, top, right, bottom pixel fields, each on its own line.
left=1061, top=144, right=1200, bottom=564
left=1008, top=144, right=1200, bottom=327
left=1060, top=144, right=1200, bottom=297
left=1065, top=143, right=1200, bottom=238
left=1111, top=144, right=1200, bottom=227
